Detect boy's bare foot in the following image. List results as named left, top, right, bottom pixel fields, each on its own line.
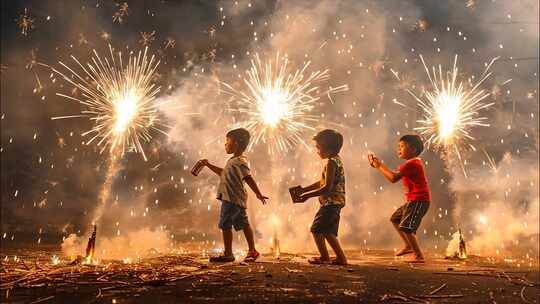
left=407, top=254, right=425, bottom=263
left=330, top=257, right=348, bottom=265
left=209, top=254, right=235, bottom=262
left=244, top=250, right=260, bottom=262
left=395, top=248, right=414, bottom=256
left=407, top=259, right=425, bottom=264
left=308, top=257, right=331, bottom=264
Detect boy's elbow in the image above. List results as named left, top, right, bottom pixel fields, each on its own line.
left=321, top=185, right=332, bottom=194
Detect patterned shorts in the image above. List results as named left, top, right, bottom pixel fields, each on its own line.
left=390, top=201, right=429, bottom=233
left=310, top=205, right=343, bottom=236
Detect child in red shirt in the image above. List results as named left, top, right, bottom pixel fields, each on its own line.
left=368, top=135, right=430, bottom=263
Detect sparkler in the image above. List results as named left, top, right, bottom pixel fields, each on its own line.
left=139, top=31, right=156, bottom=47
left=113, top=2, right=130, bottom=24
left=17, top=8, right=34, bottom=36
left=393, top=55, right=496, bottom=176
left=53, top=45, right=169, bottom=161
left=221, top=53, right=347, bottom=154
left=163, top=38, right=176, bottom=50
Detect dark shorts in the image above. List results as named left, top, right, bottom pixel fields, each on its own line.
left=218, top=201, right=249, bottom=231
left=310, top=205, right=343, bottom=236
left=390, top=201, right=429, bottom=233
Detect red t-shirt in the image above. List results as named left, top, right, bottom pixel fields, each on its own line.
left=398, top=158, right=431, bottom=202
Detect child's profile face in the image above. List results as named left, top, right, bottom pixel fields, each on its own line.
left=224, top=136, right=236, bottom=154
left=315, top=141, right=328, bottom=159
left=398, top=140, right=416, bottom=159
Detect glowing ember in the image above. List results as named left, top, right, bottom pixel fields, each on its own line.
left=271, top=233, right=281, bottom=258
left=269, top=214, right=282, bottom=258
left=84, top=225, right=97, bottom=264
left=445, top=229, right=467, bottom=259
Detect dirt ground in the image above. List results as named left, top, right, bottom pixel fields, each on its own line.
left=1, top=248, right=538, bottom=303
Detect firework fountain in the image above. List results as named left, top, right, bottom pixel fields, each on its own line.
left=221, top=53, right=348, bottom=155
left=52, top=45, right=169, bottom=259
left=392, top=55, right=497, bottom=177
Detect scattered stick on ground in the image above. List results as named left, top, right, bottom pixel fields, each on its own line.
left=429, top=283, right=447, bottom=295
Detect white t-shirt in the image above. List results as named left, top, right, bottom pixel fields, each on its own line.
left=216, top=155, right=251, bottom=208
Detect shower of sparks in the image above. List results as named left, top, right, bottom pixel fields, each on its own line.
left=112, top=2, right=130, bottom=24
left=163, top=38, right=176, bottom=50
left=17, top=8, right=35, bottom=36
left=221, top=53, right=348, bottom=154
left=392, top=55, right=497, bottom=176
left=139, top=31, right=156, bottom=47
left=52, top=45, right=170, bottom=161
left=466, top=0, right=477, bottom=10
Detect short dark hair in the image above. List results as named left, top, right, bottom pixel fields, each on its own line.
left=313, top=129, right=343, bottom=155
left=226, top=128, right=251, bottom=152
left=400, top=134, right=424, bottom=156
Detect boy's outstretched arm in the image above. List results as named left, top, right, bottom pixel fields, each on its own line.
left=244, top=175, right=269, bottom=204
left=369, top=154, right=402, bottom=183
left=301, top=181, right=321, bottom=193
left=300, top=159, right=336, bottom=201
left=199, top=159, right=223, bottom=176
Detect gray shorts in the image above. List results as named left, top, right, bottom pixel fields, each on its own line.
left=390, top=201, right=429, bottom=233
left=218, top=201, right=249, bottom=231
left=310, top=205, right=342, bottom=236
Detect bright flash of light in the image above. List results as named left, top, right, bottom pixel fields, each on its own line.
left=221, top=53, right=347, bottom=154
left=53, top=45, right=170, bottom=161
left=392, top=55, right=497, bottom=175
left=479, top=215, right=488, bottom=225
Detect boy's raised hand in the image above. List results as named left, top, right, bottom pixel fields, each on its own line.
left=368, top=153, right=382, bottom=168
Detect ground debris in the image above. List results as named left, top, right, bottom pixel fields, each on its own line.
left=433, top=270, right=537, bottom=287
left=0, top=253, right=219, bottom=297
left=381, top=293, right=420, bottom=303
left=285, top=267, right=302, bottom=273
left=341, top=289, right=358, bottom=296
left=1, top=249, right=537, bottom=303
left=428, top=283, right=446, bottom=295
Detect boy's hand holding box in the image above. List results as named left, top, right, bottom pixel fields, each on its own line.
left=289, top=186, right=303, bottom=203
